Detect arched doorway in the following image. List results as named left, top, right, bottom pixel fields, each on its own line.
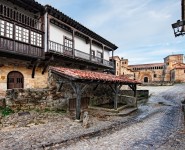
left=144, top=77, right=148, bottom=83
left=7, top=71, right=24, bottom=89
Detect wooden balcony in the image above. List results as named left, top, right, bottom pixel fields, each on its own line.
left=0, top=13, right=44, bottom=58
left=0, top=37, right=43, bottom=58
left=48, top=40, right=114, bottom=68
left=0, top=4, right=43, bottom=31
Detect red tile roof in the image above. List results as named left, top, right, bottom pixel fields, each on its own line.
left=129, top=63, right=164, bottom=68
left=174, top=66, right=185, bottom=69
left=50, top=67, right=140, bottom=84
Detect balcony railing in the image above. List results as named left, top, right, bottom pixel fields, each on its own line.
left=49, top=40, right=113, bottom=68
left=0, top=4, right=43, bottom=31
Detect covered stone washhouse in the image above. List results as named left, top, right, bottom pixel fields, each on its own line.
left=49, top=67, right=140, bottom=120
left=4, top=66, right=140, bottom=120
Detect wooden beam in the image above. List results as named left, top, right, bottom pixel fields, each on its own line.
left=75, top=83, right=81, bottom=120
left=31, top=59, right=40, bottom=78
left=32, top=63, right=37, bottom=78
left=57, top=82, right=63, bottom=92
left=42, top=55, right=54, bottom=74
left=129, top=84, right=137, bottom=107
left=93, top=84, right=99, bottom=91
left=114, top=83, right=119, bottom=110
left=90, top=38, right=92, bottom=61
left=70, top=82, right=88, bottom=120
left=109, top=84, right=116, bottom=93
left=72, top=30, right=75, bottom=58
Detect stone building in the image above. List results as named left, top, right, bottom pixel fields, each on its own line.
left=0, top=0, right=46, bottom=96
left=0, top=0, right=117, bottom=97
left=0, top=0, right=140, bottom=120
left=112, top=54, right=185, bottom=84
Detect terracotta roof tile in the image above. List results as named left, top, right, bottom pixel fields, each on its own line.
left=174, top=66, right=185, bottom=69
left=50, top=67, right=140, bottom=84
left=129, top=63, right=164, bottom=68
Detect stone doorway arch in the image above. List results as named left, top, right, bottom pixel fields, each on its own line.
left=7, top=71, right=24, bottom=89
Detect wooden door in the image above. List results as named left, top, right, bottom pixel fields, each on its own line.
left=7, top=71, right=24, bottom=89
left=69, top=97, right=89, bottom=111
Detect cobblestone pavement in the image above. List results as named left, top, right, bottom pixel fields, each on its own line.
left=0, top=84, right=185, bottom=150
left=57, top=84, right=185, bottom=150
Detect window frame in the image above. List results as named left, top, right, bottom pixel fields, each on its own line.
left=97, top=51, right=103, bottom=58
left=91, top=50, right=95, bottom=58
left=31, top=31, right=42, bottom=47
left=64, top=36, right=73, bottom=51
left=15, top=25, right=29, bottom=43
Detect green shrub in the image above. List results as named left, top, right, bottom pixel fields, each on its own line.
left=1, top=107, right=14, bottom=117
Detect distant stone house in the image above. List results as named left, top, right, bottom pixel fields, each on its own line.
left=112, top=54, right=185, bottom=84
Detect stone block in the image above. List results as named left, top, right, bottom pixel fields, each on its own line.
left=82, top=111, right=89, bottom=128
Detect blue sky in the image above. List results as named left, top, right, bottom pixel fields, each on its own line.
left=37, top=0, right=184, bottom=65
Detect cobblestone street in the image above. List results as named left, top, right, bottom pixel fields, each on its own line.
left=60, top=84, right=185, bottom=150
left=1, top=84, right=185, bottom=150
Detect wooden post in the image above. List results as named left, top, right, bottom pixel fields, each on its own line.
left=102, top=45, right=104, bottom=64
left=72, top=30, right=75, bottom=58
left=114, top=83, right=119, bottom=110
left=90, top=39, right=92, bottom=61
left=76, top=84, right=81, bottom=120
left=129, top=84, right=137, bottom=107
left=134, top=84, right=137, bottom=107
left=112, top=50, right=114, bottom=60
left=70, top=82, right=88, bottom=120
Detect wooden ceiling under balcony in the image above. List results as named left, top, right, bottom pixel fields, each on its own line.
left=7, top=0, right=44, bottom=14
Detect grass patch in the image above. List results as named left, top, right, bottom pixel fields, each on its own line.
left=0, top=106, right=14, bottom=117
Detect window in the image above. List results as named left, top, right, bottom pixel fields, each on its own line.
left=97, top=51, right=102, bottom=58
left=0, top=20, right=5, bottom=36
left=31, top=31, right=42, bottom=47
left=6, top=22, right=13, bottom=39
left=154, top=74, right=157, bottom=78
left=91, top=50, right=95, bottom=58
left=0, top=20, right=13, bottom=39
left=15, top=26, right=29, bottom=43
left=64, top=36, right=73, bottom=51
left=184, top=70, right=185, bottom=73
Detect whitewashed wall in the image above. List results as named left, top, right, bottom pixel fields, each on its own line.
left=49, top=23, right=72, bottom=45
left=92, top=44, right=103, bottom=53
left=104, top=50, right=110, bottom=60
left=49, top=23, right=111, bottom=61
left=74, top=36, right=90, bottom=54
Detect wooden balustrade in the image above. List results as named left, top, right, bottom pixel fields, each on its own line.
left=49, top=40, right=113, bottom=68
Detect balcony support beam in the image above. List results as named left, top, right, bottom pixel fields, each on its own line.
left=72, top=29, right=75, bottom=58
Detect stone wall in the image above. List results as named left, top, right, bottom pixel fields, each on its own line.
left=0, top=97, right=5, bottom=107
left=88, top=84, right=114, bottom=106
left=3, top=71, right=138, bottom=112
left=141, top=81, right=174, bottom=86
left=0, top=57, right=48, bottom=97
left=120, top=90, right=149, bottom=100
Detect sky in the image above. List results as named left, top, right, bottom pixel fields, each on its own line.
left=37, top=0, right=184, bottom=65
